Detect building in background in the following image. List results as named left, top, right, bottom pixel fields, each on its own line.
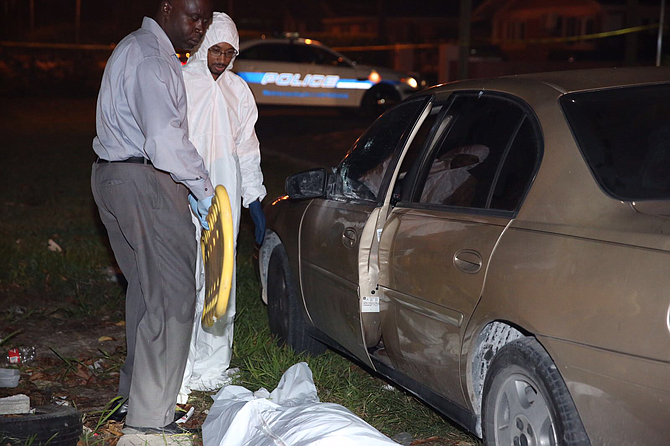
left=473, top=0, right=663, bottom=63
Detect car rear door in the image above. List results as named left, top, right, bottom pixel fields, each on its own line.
left=299, top=96, right=431, bottom=366
left=373, top=92, right=542, bottom=405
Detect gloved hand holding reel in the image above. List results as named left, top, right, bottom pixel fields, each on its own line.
left=190, top=185, right=235, bottom=327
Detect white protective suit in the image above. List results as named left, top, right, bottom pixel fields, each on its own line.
left=179, top=12, right=266, bottom=402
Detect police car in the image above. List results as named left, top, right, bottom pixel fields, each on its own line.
left=232, top=36, right=423, bottom=115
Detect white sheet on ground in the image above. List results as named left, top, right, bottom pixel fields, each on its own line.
left=202, top=362, right=398, bottom=446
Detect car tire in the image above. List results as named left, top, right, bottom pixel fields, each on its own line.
left=0, top=405, right=82, bottom=446
left=482, top=337, right=591, bottom=446
left=266, top=244, right=326, bottom=355
left=362, top=85, right=400, bottom=118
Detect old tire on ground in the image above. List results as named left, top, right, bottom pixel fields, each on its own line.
left=267, top=244, right=326, bottom=355
left=482, top=337, right=591, bottom=446
left=362, top=84, right=401, bottom=118
left=0, top=405, right=82, bottom=446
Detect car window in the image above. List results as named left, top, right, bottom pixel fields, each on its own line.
left=412, top=94, right=539, bottom=212
left=333, top=98, right=428, bottom=203
left=561, top=84, right=670, bottom=201
left=391, top=104, right=447, bottom=203
left=293, top=45, right=340, bottom=66
left=488, top=118, right=540, bottom=211
left=237, top=43, right=295, bottom=63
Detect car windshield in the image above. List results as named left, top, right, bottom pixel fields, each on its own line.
left=561, top=84, right=670, bottom=201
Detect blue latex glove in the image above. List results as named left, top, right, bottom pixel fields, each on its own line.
left=249, top=200, right=266, bottom=245
left=189, top=194, right=212, bottom=230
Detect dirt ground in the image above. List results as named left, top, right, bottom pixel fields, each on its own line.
left=1, top=289, right=117, bottom=436
left=1, top=289, right=207, bottom=444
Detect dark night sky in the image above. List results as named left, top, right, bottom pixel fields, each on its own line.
left=1, top=0, right=663, bottom=45
left=1, top=0, right=457, bottom=43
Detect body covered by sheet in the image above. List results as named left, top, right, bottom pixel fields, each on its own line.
left=203, top=362, right=398, bottom=446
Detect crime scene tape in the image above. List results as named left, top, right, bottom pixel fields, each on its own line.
left=201, top=185, right=235, bottom=328
left=331, top=24, right=662, bottom=52
left=331, top=43, right=440, bottom=52
left=0, top=41, right=115, bottom=50
left=513, top=23, right=660, bottom=44
left=1, top=22, right=662, bottom=54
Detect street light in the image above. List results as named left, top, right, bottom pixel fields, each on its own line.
left=657, top=0, right=666, bottom=67
left=75, top=0, right=81, bottom=43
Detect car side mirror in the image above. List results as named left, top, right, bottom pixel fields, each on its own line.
left=285, top=168, right=328, bottom=200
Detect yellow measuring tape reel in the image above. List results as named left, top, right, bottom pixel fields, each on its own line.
left=201, top=185, right=235, bottom=327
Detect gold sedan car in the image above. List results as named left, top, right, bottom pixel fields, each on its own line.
left=257, top=67, right=670, bottom=446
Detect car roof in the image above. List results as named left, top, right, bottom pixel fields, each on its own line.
left=239, top=37, right=327, bottom=48
left=427, top=67, right=670, bottom=96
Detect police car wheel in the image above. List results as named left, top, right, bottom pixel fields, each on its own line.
left=362, top=85, right=400, bottom=117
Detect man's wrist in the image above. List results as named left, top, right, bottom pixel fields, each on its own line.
left=190, top=178, right=215, bottom=201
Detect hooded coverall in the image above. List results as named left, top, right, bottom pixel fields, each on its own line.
left=178, top=12, right=266, bottom=401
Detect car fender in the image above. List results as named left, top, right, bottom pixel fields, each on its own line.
left=461, top=231, right=670, bottom=444
left=261, top=197, right=313, bottom=319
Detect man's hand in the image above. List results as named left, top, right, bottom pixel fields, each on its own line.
left=249, top=200, right=266, bottom=245
left=189, top=194, right=213, bottom=230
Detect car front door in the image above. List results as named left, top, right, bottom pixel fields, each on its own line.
left=374, top=93, right=542, bottom=405
left=299, top=97, right=431, bottom=366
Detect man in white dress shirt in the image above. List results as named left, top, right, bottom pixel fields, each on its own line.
left=91, top=0, right=213, bottom=435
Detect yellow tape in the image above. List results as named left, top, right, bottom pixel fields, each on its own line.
left=201, top=185, right=235, bottom=327
left=512, top=23, right=660, bottom=44
left=0, top=41, right=115, bottom=51
left=332, top=24, right=662, bottom=52
left=331, top=43, right=439, bottom=52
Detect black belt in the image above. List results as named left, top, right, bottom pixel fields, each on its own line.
left=97, top=156, right=152, bottom=165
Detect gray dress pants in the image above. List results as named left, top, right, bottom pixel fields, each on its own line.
left=91, top=162, right=196, bottom=428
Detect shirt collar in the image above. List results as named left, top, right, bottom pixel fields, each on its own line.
left=141, top=16, right=176, bottom=56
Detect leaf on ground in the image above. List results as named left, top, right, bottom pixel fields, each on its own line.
left=29, top=372, right=45, bottom=381
left=98, top=336, right=114, bottom=342
left=75, top=363, right=93, bottom=381
left=47, top=239, right=63, bottom=252
left=411, top=437, right=441, bottom=445
left=107, top=420, right=124, bottom=435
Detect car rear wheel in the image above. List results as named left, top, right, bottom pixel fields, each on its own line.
left=482, top=338, right=590, bottom=446
left=266, top=244, right=326, bottom=355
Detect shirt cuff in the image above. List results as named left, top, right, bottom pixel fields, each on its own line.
left=190, top=178, right=215, bottom=201
left=242, top=186, right=267, bottom=208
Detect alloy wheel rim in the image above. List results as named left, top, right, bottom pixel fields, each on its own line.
left=493, top=373, right=557, bottom=446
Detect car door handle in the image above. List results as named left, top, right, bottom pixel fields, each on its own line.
left=342, top=227, right=357, bottom=248
left=454, top=249, right=483, bottom=274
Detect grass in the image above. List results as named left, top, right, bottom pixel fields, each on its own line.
left=0, top=96, right=478, bottom=445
